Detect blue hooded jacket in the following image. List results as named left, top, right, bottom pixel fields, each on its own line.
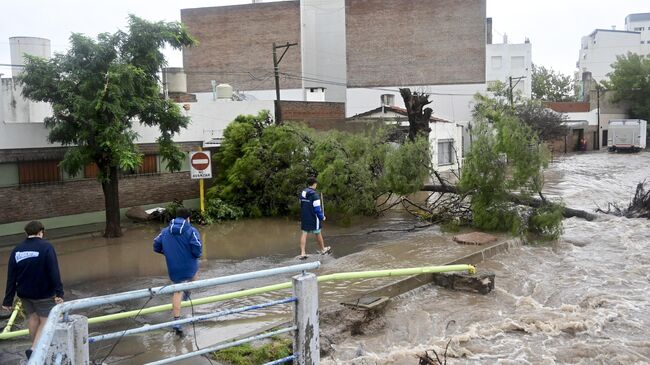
left=300, top=187, right=325, bottom=231
left=153, top=218, right=202, bottom=282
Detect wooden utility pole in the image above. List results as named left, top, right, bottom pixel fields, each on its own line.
left=273, top=42, right=298, bottom=124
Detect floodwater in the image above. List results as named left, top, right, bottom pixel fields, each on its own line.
left=1, top=151, right=649, bottom=364
left=324, top=151, right=650, bottom=364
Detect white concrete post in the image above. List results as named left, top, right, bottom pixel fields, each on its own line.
left=47, top=315, right=89, bottom=364
left=292, top=272, right=320, bottom=365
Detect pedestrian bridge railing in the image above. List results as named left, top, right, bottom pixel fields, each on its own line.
left=10, top=263, right=476, bottom=364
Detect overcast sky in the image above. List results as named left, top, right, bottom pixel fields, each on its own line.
left=0, top=0, right=647, bottom=79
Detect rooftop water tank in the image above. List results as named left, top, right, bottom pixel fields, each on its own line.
left=216, top=84, right=233, bottom=100
left=9, top=37, right=51, bottom=77
left=164, top=68, right=187, bottom=93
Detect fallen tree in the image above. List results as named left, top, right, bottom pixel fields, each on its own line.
left=422, top=185, right=597, bottom=221
left=597, top=181, right=650, bottom=219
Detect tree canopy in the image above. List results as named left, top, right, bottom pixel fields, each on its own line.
left=531, top=64, right=576, bottom=102
left=604, top=52, right=650, bottom=122
left=19, top=15, right=196, bottom=237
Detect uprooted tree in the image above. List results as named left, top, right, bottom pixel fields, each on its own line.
left=19, top=16, right=196, bottom=237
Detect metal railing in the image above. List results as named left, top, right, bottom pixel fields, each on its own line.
left=18, top=262, right=477, bottom=364
left=28, top=262, right=321, bottom=365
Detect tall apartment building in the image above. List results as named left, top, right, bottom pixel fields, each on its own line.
left=578, top=13, right=650, bottom=82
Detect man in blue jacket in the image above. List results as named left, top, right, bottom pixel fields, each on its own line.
left=2, top=221, right=64, bottom=359
left=299, top=177, right=331, bottom=259
left=154, top=208, right=202, bottom=333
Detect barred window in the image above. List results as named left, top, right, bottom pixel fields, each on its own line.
left=437, top=140, right=454, bottom=166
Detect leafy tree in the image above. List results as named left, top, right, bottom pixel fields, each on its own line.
left=605, top=52, right=650, bottom=121
left=531, top=64, right=576, bottom=102
left=461, top=93, right=562, bottom=238
left=515, top=100, right=568, bottom=141
left=19, top=16, right=196, bottom=237
left=210, top=112, right=428, bottom=220
left=475, top=84, right=568, bottom=142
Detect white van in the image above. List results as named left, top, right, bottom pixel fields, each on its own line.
left=607, top=119, right=647, bottom=152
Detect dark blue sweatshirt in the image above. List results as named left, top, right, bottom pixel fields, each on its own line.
left=300, top=187, right=325, bottom=231
left=153, top=218, right=202, bottom=283
left=3, top=237, right=64, bottom=306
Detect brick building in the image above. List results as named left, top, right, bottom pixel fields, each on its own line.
left=181, top=0, right=487, bottom=121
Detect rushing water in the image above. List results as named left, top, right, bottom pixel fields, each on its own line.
left=1, top=151, right=648, bottom=364
left=324, top=151, right=650, bottom=364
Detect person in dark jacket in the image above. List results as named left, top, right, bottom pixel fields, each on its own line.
left=298, top=177, right=330, bottom=259
left=153, top=208, right=202, bottom=333
left=2, top=221, right=64, bottom=359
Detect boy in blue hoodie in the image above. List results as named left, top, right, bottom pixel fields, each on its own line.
left=153, top=208, right=202, bottom=333
left=298, top=177, right=330, bottom=259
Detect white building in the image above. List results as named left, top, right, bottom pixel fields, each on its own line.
left=486, top=36, right=533, bottom=98
left=578, top=13, right=650, bottom=82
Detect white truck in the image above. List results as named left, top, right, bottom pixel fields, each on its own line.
left=607, top=119, right=647, bottom=152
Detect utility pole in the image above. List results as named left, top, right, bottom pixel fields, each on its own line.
left=596, top=84, right=601, bottom=150
left=273, top=41, right=298, bottom=124
left=508, top=76, right=526, bottom=107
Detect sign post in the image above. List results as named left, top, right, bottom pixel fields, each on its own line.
left=190, top=150, right=212, bottom=213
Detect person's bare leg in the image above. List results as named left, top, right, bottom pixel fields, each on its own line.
left=316, top=233, right=326, bottom=251
left=32, top=317, right=47, bottom=348
left=27, top=313, right=39, bottom=343
left=172, top=292, right=182, bottom=318
left=300, top=232, right=308, bottom=256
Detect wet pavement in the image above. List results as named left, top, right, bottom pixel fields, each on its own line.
left=1, top=151, right=649, bottom=364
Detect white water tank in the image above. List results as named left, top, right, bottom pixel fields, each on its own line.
left=164, top=68, right=187, bottom=93
left=10, top=37, right=51, bottom=77
left=216, top=83, right=233, bottom=99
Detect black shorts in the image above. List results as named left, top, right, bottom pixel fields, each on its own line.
left=20, top=297, right=56, bottom=317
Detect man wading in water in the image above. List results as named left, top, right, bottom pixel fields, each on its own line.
left=298, top=177, right=331, bottom=259
left=153, top=208, right=202, bottom=335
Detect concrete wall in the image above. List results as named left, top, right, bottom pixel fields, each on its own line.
left=301, top=0, right=347, bottom=102
left=486, top=42, right=532, bottom=98
left=345, top=0, right=486, bottom=87
left=1, top=78, right=53, bottom=125
left=181, top=1, right=302, bottom=93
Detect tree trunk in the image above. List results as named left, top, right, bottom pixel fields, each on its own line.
left=421, top=184, right=597, bottom=221
left=399, top=88, right=432, bottom=141
left=101, top=165, right=123, bottom=237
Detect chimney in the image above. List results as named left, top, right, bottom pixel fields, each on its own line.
left=503, top=33, right=508, bottom=44
left=582, top=71, right=593, bottom=103
left=486, top=18, right=493, bottom=44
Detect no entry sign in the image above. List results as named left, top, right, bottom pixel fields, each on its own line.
left=190, top=151, right=212, bottom=179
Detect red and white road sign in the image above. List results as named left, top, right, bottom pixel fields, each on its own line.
left=190, top=151, right=212, bottom=179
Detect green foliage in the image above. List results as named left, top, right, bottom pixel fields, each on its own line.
left=604, top=52, right=650, bottom=121
left=461, top=92, right=562, bottom=238
left=203, top=197, right=244, bottom=223
left=515, top=100, right=568, bottom=141
left=18, top=15, right=196, bottom=235
left=529, top=203, right=564, bottom=239
left=212, top=337, right=292, bottom=365
left=383, top=137, right=430, bottom=195
left=209, top=113, right=428, bottom=220
left=531, top=64, right=576, bottom=102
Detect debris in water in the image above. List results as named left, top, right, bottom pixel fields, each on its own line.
left=452, top=232, right=497, bottom=245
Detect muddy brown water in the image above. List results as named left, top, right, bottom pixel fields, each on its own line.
left=1, top=151, right=649, bottom=364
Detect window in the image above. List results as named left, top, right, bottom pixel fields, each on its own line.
left=18, top=160, right=61, bottom=184
left=138, top=155, right=158, bottom=174
left=0, top=163, right=19, bottom=186
left=511, top=56, right=525, bottom=68
left=437, top=140, right=454, bottom=166
left=634, top=27, right=644, bottom=31
left=641, top=41, right=646, bottom=44
left=491, top=56, right=502, bottom=69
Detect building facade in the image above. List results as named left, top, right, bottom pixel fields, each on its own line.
left=486, top=40, right=532, bottom=98
left=577, top=13, right=650, bottom=82
left=181, top=0, right=487, bottom=122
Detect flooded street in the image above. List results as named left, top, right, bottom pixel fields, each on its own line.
left=1, top=151, right=649, bottom=364
left=326, top=151, right=650, bottom=364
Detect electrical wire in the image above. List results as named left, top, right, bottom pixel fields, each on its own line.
left=187, top=292, right=215, bottom=364
left=97, top=285, right=169, bottom=365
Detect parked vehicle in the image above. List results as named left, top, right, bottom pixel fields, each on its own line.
left=607, top=119, right=647, bottom=152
